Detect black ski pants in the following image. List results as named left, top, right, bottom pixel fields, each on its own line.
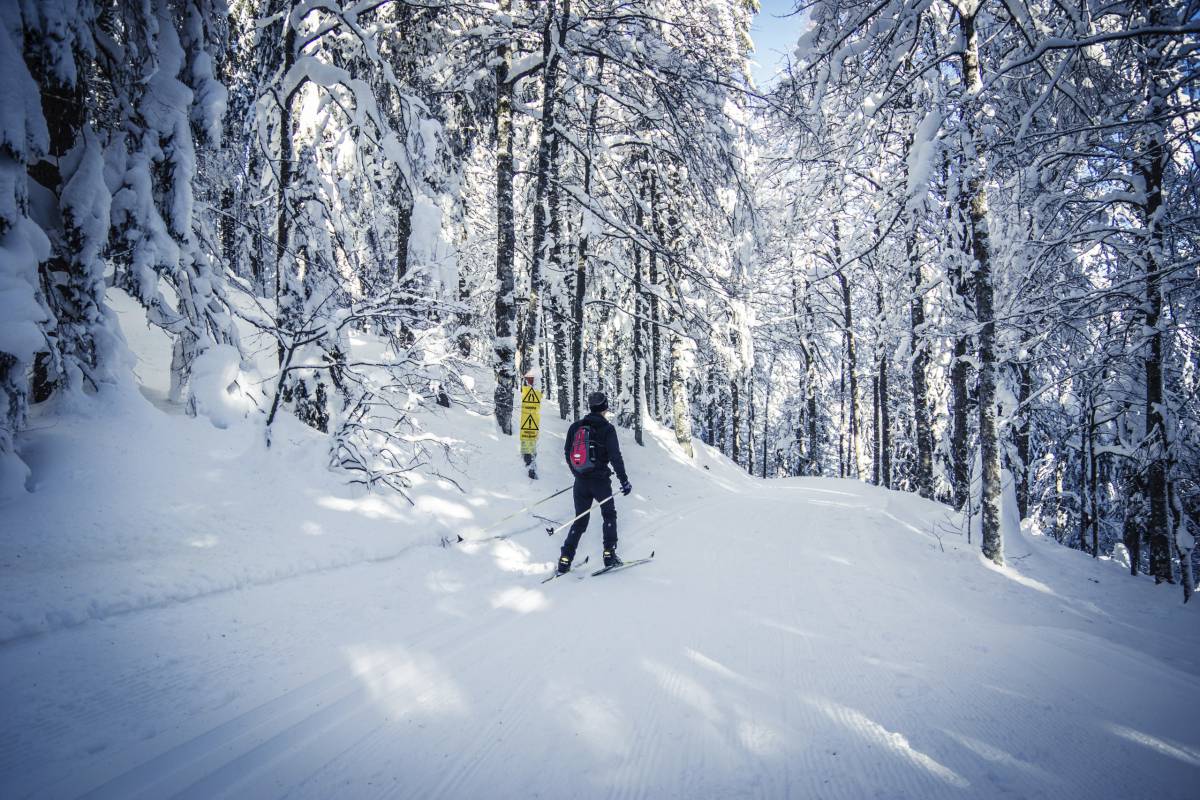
left=562, top=475, right=617, bottom=559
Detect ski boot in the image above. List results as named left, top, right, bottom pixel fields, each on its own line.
left=603, top=548, right=623, bottom=569
left=557, top=553, right=573, bottom=575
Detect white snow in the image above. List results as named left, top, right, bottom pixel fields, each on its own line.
left=187, top=343, right=254, bottom=429
left=0, top=218, right=50, bottom=362
left=906, top=109, right=942, bottom=212
left=1, top=294, right=1198, bottom=799
left=0, top=16, right=49, bottom=166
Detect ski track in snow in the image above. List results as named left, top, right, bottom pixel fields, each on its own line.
left=4, top=477, right=1199, bottom=799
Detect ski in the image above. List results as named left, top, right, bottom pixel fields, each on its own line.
left=540, top=555, right=589, bottom=584
left=590, top=551, right=655, bottom=577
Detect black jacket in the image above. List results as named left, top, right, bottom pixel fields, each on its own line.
left=564, top=412, right=628, bottom=484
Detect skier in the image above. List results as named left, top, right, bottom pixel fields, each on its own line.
left=558, top=391, right=632, bottom=574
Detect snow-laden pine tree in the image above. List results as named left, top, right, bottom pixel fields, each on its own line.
left=0, top=6, right=53, bottom=500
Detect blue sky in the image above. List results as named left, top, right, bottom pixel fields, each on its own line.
left=748, top=0, right=806, bottom=88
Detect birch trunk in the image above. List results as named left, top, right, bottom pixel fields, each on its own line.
left=955, top=1, right=1003, bottom=565
left=671, top=335, right=694, bottom=457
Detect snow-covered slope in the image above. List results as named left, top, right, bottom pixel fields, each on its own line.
left=2, top=299, right=1198, bottom=799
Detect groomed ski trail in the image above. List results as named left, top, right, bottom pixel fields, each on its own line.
left=3, top=480, right=1199, bottom=799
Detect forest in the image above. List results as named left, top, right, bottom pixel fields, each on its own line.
left=2, top=0, right=1197, bottom=599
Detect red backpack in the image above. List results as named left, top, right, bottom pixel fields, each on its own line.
left=568, top=422, right=598, bottom=474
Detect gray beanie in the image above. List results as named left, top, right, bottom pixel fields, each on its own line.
left=587, top=391, right=608, bottom=413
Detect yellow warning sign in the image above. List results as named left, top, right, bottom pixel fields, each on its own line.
left=519, top=384, right=541, bottom=455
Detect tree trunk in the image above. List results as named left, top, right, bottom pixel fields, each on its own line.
left=632, top=172, right=645, bottom=447
left=457, top=268, right=472, bottom=357
left=571, top=58, right=602, bottom=420
left=799, top=278, right=821, bottom=476
left=955, top=5, right=1004, bottom=565
left=731, top=377, right=741, bottom=465
left=1054, top=455, right=1067, bottom=542
left=273, top=19, right=298, bottom=368
left=395, top=180, right=413, bottom=285
left=1131, top=1, right=1173, bottom=583
left=841, top=273, right=859, bottom=479
left=762, top=365, right=772, bottom=479
left=1090, top=405, right=1100, bottom=558
left=1079, top=401, right=1092, bottom=555
left=718, top=385, right=727, bottom=455
left=706, top=364, right=716, bottom=446
left=878, top=354, right=891, bottom=489
left=872, top=375, right=880, bottom=486
left=648, top=172, right=662, bottom=421
left=553, top=301, right=570, bottom=418
left=748, top=381, right=756, bottom=474
left=948, top=154, right=973, bottom=511
left=1123, top=475, right=1145, bottom=576
left=1015, top=361, right=1032, bottom=519
left=394, top=177, right=415, bottom=346
left=571, top=241, right=586, bottom=419
left=548, top=1, right=570, bottom=420
left=516, top=0, right=566, bottom=477
left=909, top=230, right=933, bottom=498
left=833, top=222, right=860, bottom=479
left=671, top=335, right=694, bottom=457
left=492, top=1, right=517, bottom=436
left=791, top=274, right=819, bottom=476
left=1170, top=484, right=1192, bottom=602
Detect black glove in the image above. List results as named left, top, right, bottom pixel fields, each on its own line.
left=620, top=481, right=632, bottom=496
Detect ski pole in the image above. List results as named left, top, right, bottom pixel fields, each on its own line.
left=546, top=493, right=617, bottom=537
left=458, top=485, right=572, bottom=542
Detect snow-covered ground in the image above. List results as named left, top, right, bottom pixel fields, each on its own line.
left=2, top=295, right=1199, bottom=799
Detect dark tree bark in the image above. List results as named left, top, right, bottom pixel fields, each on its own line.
left=648, top=172, right=662, bottom=421
left=1131, top=1, right=1174, bottom=583
left=272, top=16, right=301, bottom=371
left=516, top=0, right=567, bottom=478
left=879, top=366, right=892, bottom=488
left=955, top=3, right=1003, bottom=565
left=872, top=376, right=880, bottom=486
left=1015, top=361, right=1032, bottom=519
left=947, top=154, right=973, bottom=511
left=908, top=230, right=933, bottom=499
left=730, top=376, right=741, bottom=466
left=492, top=0, right=517, bottom=436
left=632, top=169, right=645, bottom=447
left=1123, top=476, right=1146, bottom=576
left=761, top=361, right=773, bottom=479
left=791, top=274, right=821, bottom=476
left=1079, top=399, right=1093, bottom=555
left=1089, top=406, right=1100, bottom=558
left=748, top=381, right=756, bottom=474
left=395, top=180, right=413, bottom=284
left=571, top=56, right=603, bottom=419
left=832, top=222, right=859, bottom=478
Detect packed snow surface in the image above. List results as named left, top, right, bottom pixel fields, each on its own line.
left=2, top=297, right=1198, bottom=799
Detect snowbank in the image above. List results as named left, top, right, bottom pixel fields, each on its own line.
left=2, top=287, right=1197, bottom=800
